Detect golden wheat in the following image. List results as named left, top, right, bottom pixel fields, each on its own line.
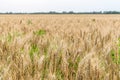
left=0, top=14, right=120, bottom=80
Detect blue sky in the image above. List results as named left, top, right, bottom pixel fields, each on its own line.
left=0, top=0, right=120, bottom=12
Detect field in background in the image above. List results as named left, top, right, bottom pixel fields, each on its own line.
left=0, top=15, right=120, bottom=80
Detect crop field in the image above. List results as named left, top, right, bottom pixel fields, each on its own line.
left=0, top=14, right=120, bottom=80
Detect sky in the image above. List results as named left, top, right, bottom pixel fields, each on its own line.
left=0, top=0, right=120, bottom=12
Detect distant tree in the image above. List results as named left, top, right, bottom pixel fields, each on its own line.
left=103, top=11, right=120, bottom=14
left=49, top=11, right=58, bottom=14
left=92, top=11, right=102, bottom=14
left=68, top=11, right=74, bottom=14
left=62, top=11, right=67, bottom=14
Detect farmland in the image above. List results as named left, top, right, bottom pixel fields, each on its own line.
left=0, top=14, right=120, bottom=80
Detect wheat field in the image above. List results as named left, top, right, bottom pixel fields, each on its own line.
left=0, top=14, right=120, bottom=80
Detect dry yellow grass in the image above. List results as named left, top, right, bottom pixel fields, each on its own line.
left=0, top=14, right=120, bottom=80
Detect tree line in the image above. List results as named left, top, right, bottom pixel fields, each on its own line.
left=1, top=11, right=120, bottom=14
